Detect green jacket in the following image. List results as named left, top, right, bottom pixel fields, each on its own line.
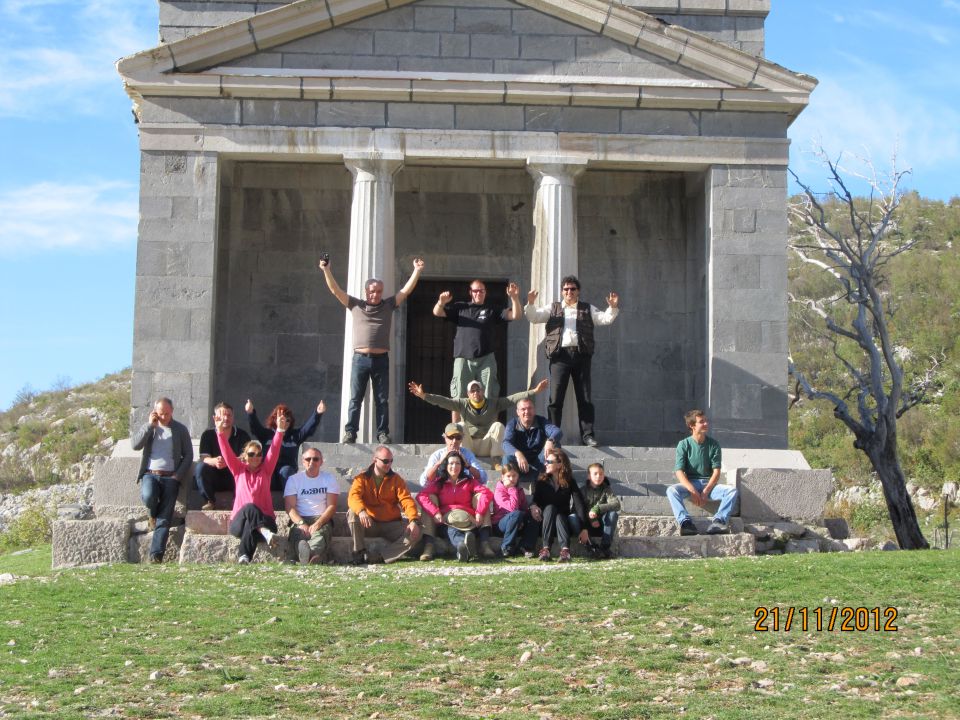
left=580, top=478, right=621, bottom=515
left=421, top=389, right=539, bottom=439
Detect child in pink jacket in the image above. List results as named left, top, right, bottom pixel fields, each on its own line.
left=492, top=461, right=538, bottom=557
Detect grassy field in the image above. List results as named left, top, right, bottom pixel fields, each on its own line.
left=1, top=549, right=958, bottom=719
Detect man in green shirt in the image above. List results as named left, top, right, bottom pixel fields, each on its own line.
left=668, top=409, right=738, bottom=536
left=407, top=378, right=548, bottom=457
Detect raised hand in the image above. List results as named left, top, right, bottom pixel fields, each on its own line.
left=407, top=381, right=425, bottom=399
left=506, top=282, right=519, bottom=298
left=316, top=400, right=326, bottom=414
left=245, top=399, right=254, bottom=414
left=526, top=289, right=539, bottom=305
left=438, top=291, right=452, bottom=305
left=606, top=291, right=619, bottom=308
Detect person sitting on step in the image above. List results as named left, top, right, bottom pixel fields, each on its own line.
left=580, top=462, right=621, bottom=559
left=246, top=398, right=325, bottom=492
left=530, top=448, right=589, bottom=563
left=284, top=448, right=338, bottom=565
left=195, top=401, right=249, bottom=511
left=491, top=461, right=538, bottom=558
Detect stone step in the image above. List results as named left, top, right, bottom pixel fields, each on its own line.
left=615, top=533, right=755, bottom=558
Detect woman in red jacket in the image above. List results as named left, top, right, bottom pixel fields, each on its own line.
left=417, top=451, right=493, bottom=562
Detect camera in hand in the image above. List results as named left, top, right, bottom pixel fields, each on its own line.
left=320, top=252, right=330, bottom=264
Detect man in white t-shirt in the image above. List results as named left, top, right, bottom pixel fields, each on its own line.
left=284, top=448, right=339, bottom=564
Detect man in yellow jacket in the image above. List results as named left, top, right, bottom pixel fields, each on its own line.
left=347, top=446, right=422, bottom=564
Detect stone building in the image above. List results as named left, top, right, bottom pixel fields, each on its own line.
left=117, top=0, right=815, bottom=447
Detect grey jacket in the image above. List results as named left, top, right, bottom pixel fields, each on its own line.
left=132, top=419, right=193, bottom=483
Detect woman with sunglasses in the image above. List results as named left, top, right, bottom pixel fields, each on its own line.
left=245, top=398, right=326, bottom=492
left=417, top=451, right=494, bottom=562
left=218, top=411, right=290, bottom=563
left=530, top=448, right=589, bottom=562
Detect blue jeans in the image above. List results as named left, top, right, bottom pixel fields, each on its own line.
left=495, top=510, right=538, bottom=554
left=446, top=525, right=490, bottom=554
left=141, top=474, right=179, bottom=558
left=346, top=352, right=390, bottom=435
left=586, top=510, right=619, bottom=548
left=666, top=480, right=738, bottom=524
left=500, top=452, right=546, bottom=487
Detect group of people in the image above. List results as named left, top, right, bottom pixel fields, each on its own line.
left=132, top=258, right=736, bottom=564
left=134, top=393, right=737, bottom=565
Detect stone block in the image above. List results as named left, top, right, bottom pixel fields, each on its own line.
left=440, top=33, right=470, bottom=57
left=128, top=526, right=185, bottom=564
left=470, top=34, right=519, bottom=59
left=399, top=57, right=493, bottom=73
left=524, top=106, right=620, bottom=133
left=316, top=101, right=385, bottom=128
left=374, top=30, right=439, bottom=56
left=823, top=517, right=850, bottom=540
left=784, top=538, right=820, bottom=554
left=387, top=103, right=455, bottom=129
left=179, top=533, right=289, bottom=563
left=140, top=97, right=242, bottom=125
left=53, top=518, right=130, bottom=568
left=415, top=6, right=454, bottom=31
left=619, top=109, right=700, bottom=136
left=241, top=99, right=317, bottom=126
left=738, top=468, right=835, bottom=522
left=455, top=106, right=524, bottom=131
left=617, top=516, right=744, bottom=536
left=616, top=533, right=754, bottom=559
left=521, top=35, right=575, bottom=61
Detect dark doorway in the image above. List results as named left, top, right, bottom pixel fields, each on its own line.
left=404, top=279, right=510, bottom=443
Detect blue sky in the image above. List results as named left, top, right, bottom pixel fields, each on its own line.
left=0, top=0, right=958, bottom=410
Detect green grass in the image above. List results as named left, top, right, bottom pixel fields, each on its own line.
left=1, top=550, right=958, bottom=718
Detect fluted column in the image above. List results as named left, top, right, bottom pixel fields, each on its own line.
left=341, top=153, right=404, bottom=442
left=526, top=158, right=587, bottom=438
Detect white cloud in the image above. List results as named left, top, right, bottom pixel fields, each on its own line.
left=0, top=180, right=138, bottom=254
left=0, top=0, right=155, bottom=118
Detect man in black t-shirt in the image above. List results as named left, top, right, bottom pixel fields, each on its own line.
left=432, top=279, right=521, bottom=410
left=194, top=402, right=250, bottom=510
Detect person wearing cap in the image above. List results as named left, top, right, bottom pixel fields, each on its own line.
left=433, top=279, right=522, bottom=420
left=418, top=424, right=488, bottom=486
left=525, top=275, right=619, bottom=447
left=407, top=378, right=548, bottom=458
left=347, top=446, right=422, bottom=564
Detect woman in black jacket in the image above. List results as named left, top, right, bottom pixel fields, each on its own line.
left=530, top=448, right=589, bottom=562
left=245, top=398, right=325, bottom=491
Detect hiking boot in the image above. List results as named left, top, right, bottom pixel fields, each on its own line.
left=297, top=540, right=311, bottom=565
left=237, top=554, right=251, bottom=564
left=582, top=435, right=599, bottom=447
left=706, top=519, right=730, bottom=535
left=149, top=553, right=163, bottom=564
left=679, top=519, right=698, bottom=536
left=480, top=538, right=497, bottom=559
left=351, top=550, right=368, bottom=565
left=378, top=432, right=392, bottom=444
left=341, top=431, right=356, bottom=444
left=538, top=547, right=551, bottom=562
left=309, top=554, right=324, bottom=565
left=419, top=538, right=435, bottom=562
left=463, top=531, right=478, bottom=560
left=558, top=547, right=572, bottom=563
left=456, top=542, right=471, bottom=562
left=201, top=501, right=215, bottom=511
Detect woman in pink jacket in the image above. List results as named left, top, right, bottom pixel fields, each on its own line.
left=417, top=451, right=493, bottom=562
left=217, top=412, right=289, bottom=563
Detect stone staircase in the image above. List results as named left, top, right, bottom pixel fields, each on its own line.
left=55, top=441, right=837, bottom=567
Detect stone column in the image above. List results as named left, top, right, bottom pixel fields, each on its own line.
left=526, top=158, right=588, bottom=440
left=341, top=153, right=404, bottom=443
left=705, top=165, right=789, bottom=448
left=131, top=150, right=220, bottom=435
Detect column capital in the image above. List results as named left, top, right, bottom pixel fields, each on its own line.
left=343, top=152, right=404, bottom=181
left=526, top=157, right=589, bottom=184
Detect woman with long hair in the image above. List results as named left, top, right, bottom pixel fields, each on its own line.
left=416, top=451, right=494, bottom=562
left=245, top=398, right=326, bottom=491
left=218, top=412, right=289, bottom=563
left=530, top=448, right=589, bottom=562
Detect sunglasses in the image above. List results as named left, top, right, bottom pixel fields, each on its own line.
left=562, top=287, right=578, bottom=292
left=376, top=457, right=393, bottom=464
left=545, top=459, right=557, bottom=465
left=303, top=457, right=321, bottom=463
left=246, top=451, right=262, bottom=458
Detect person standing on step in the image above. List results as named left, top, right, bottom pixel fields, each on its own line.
left=195, top=402, right=249, bottom=511
left=284, top=448, right=338, bottom=565
left=132, top=397, right=193, bottom=564
left=218, top=412, right=289, bottom=564
left=667, top=409, right=737, bottom=536
left=347, top=446, right=422, bottom=564
left=245, top=399, right=325, bottom=492
left=432, top=279, right=521, bottom=422
left=524, top=275, right=619, bottom=447
left=319, top=255, right=425, bottom=445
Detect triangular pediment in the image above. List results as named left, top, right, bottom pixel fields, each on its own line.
left=118, top=0, right=816, bottom=116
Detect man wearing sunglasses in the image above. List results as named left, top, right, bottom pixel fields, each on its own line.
left=432, top=279, right=521, bottom=421
left=347, top=446, right=422, bottom=564
left=284, top=449, right=338, bottom=564
left=525, top=275, right=619, bottom=447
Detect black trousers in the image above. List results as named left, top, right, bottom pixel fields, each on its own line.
left=228, top=503, right=278, bottom=560
left=548, top=347, right=594, bottom=440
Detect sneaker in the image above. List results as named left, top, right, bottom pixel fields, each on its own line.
left=309, top=554, right=324, bottom=565
left=351, top=550, right=368, bottom=565
left=679, top=519, right=698, bottom=536
left=341, top=431, right=356, bottom=444
left=260, top=528, right=278, bottom=549
left=149, top=553, right=163, bottom=564
left=377, top=432, right=392, bottom=444
left=582, top=435, right=599, bottom=448
left=586, top=544, right=603, bottom=560
left=148, top=517, right=157, bottom=531
left=456, top=542, right=471, bottom=562
left=538, top=547, right=551, bottom=562
left=297, top=540, right=311, bottom=565
left=237, top=554, right=251, bottom=564
left=201, top=501, right=215, bottom=511
left=463, top=531, right=478, bottom=560
left=706, top=519, right=730, bottom=535
left=419, top=538, right=435, bottom=562
left=523, top=550, right=535, bottom=559
left=558, top=547, right=572, bottom=563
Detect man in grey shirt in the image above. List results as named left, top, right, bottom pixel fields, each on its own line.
left=319, top=256, right=424, bottom=444
left=131, top=397, right=193, bottom=563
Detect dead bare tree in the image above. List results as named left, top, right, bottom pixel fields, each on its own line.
left=788, top=152, right=935, bottom=550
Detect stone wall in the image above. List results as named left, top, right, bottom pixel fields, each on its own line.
left=157, top=0, right=768, bottom=56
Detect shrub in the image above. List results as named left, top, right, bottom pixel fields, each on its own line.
left=0, top=503, right=54, bottom=553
